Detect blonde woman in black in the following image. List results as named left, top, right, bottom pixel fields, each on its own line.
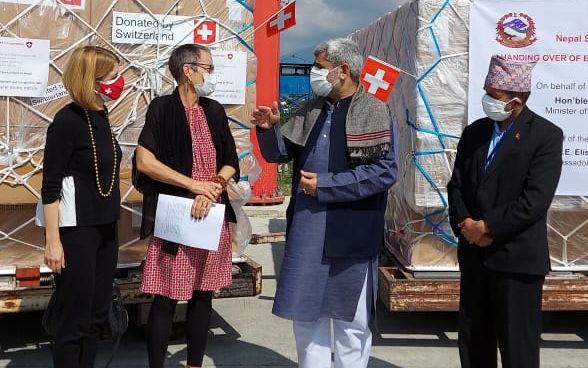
left=42, top=46, right=124, bottom=368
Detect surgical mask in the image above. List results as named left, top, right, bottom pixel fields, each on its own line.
left=310, top=66, right=341, bottom=97
left=481, top=94, right=518, bottom=122
left=96, top=75, right=125, bottom=101
left=193, top=72, right=217, bottom=97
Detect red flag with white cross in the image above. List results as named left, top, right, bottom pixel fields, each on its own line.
left=57, top=0, right=82, bottom=5
left=267, top=1, right=296, bottom=37
left=360, top=56, right=400, bottom=103
left=194, top=19, right=218, bottom=45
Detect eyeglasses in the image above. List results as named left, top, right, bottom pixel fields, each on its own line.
left=186, top=62, right=214, bottom=73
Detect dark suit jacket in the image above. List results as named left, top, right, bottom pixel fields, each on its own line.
left=447, top=106, right=563, bottom=275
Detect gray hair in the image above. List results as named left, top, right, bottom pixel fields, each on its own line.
left=168, top=44, right=210, bottom=82
left=314, top=38, right=364, bottom=82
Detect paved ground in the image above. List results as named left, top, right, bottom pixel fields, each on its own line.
left=1, top=200, right=587, bottom=367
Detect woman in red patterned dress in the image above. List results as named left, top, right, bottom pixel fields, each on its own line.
left=134, top=44, right=239, bottom=368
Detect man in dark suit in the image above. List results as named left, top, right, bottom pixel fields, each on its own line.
left=447, top=55, right=564, bottom=368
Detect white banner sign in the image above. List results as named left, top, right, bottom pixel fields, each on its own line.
left=0, top=0, right=85, bottom=9
left=210, top=50, right=247, bottom=105
left=469, top=0, right=588, bottom=196
left=112, top=11, right=197, bottom=46
left=0, top=37, right=50, bottom=97
left=31, top=82, right=68, bottom=106
left=111, top=11, right=220, bottom=46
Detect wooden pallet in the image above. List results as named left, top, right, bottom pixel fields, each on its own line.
left=0, top=258, right=262, bottom=314
left=216, top=258, right=262, bottom=298
left=379, top=266, right=588, bottom=312
left=250, top=232, right=286, bottom=244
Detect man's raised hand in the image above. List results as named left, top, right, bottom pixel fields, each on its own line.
left=251, top=101, right=280, bottom=130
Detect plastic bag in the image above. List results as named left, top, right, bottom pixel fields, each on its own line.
left=227, top=180, right=253, bottom=257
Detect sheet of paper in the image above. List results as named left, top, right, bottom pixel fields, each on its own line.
left=154, top=194, right=225, bottom=251
left=210, top=50, right=247, bottom=105
left=0, top=37, right=49, bottom=97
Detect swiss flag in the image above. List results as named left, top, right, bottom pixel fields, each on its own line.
left=194, top=20, right=218, bottom=45
left=267, top=1, right=296, bottom=37
left=359, top=56, right=400, bottom=103
left=58, top=0, right=82, bottom=5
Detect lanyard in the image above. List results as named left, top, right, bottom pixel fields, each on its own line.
left=485, top=121, right=514, bottom=170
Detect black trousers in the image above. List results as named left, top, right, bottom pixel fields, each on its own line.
left=146, top=291, right=213, bottom=368
left=458, top=264, right=545, bottom=368
left=52, top=223, right=118, bottom=368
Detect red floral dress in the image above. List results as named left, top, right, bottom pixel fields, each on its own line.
left=140, top=105, right=232, bottom=300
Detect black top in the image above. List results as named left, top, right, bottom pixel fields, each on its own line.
left=42, top=103, right=122, bottom=226
left=447, top=107, right=563, bottom=275
left=134, top=88, right=240, bottom=240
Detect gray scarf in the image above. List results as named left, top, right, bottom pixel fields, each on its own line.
left=281, top=85, right=391, bottom=164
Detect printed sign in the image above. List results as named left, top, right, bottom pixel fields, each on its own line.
left=0, top=37, right=50, bottom=98
left=469, top=0, right=588, bottom=195
left=31, top=82, right=69, bottom=106
left=112, top=11, right=195, bottom=46
left=210, top=50, right=247, bottom=105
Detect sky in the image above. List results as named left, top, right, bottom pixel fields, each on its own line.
left=280, top=0, right=406, bottom=62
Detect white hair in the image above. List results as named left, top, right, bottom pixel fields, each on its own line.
left=314, top=38, right=364, bottom=82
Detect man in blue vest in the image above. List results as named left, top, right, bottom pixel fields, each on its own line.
left=251, top=38, right=397, bottom=368
left=448, top=55, right=564, bottom=368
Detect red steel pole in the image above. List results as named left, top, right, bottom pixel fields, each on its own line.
left=250, top=0, right=284, bottom=204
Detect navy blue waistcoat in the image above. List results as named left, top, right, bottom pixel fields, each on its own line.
left=287, top=97, right=387, bottom=258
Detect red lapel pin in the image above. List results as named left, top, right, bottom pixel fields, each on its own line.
left=515, top=132, right=521, bottom=140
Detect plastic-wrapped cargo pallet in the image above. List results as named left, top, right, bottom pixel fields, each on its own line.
left=350, top=0, right=588, bottom=271
left=0, top=0, right=259, bottom=271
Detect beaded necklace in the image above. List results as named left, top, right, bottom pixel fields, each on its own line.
left=83, top=108, right=118, bottom=198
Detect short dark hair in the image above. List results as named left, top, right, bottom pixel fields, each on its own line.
left=507, top=91, right=531, bottom=104
left=168, top=44, right=210, bottom=82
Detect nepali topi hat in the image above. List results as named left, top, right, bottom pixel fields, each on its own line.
left=484, top=55, right=537, bottom=92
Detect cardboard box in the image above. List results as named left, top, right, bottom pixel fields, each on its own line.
left=0, top=203, right=147, bottom=270
left=1, top=0, right=256, bottom=184
left=0, top=0, right=257, bottom=270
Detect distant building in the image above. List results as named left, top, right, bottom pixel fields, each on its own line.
left=279, top=55, right=313, bottom=115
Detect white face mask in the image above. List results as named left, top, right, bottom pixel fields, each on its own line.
left=310, top=66, right=341, bottom=97
left=481, top=94, right=518, bottom=122
left=193, top=72, right=217, bottom=97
